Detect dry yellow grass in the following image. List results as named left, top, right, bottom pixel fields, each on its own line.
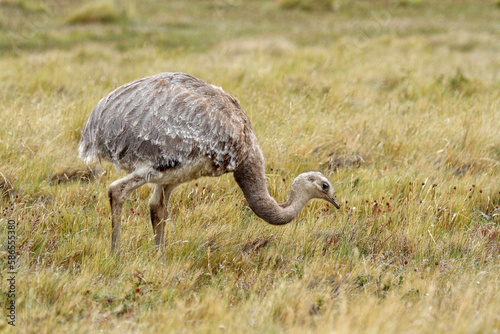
left=0, top=0, right=499, bottom=333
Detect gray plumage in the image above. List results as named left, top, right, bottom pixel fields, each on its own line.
left=79, top=72, right=340, bottom=253
left=80, top=72, right=253, bottom=177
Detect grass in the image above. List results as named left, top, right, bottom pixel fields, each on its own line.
left=277, top=0, right=336, bottom=11
left=65, top=1, right=124, bottom=25
left=0, top=0, right=499, bottom=332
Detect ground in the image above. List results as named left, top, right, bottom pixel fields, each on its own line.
left=0, top=0, right=499, bottom=333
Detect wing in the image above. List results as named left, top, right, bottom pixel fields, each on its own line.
left=79, top=72, right=254, bottom=173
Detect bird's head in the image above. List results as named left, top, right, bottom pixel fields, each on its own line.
left=294, top=171, right=340, bottom=209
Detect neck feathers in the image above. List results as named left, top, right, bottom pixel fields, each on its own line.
left=233, top=148, right=307, bottom=225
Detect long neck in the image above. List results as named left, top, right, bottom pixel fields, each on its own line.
left=233, top=148, right=308, bottom=225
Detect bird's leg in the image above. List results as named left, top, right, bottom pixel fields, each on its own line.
left=108, top=173, right=147, bottom=253
left=149, top=184, right=174, bottom=252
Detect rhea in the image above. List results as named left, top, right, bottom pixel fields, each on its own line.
left=79, top=72, right=340, bottom=253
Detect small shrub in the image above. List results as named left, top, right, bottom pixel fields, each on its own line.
left=277, top=0, right=334, bottom=11
left=398, top=0, right=424, bottom=7
left=66, top=0, right=123, bottom=24
left=435, top=68, right=481, bottom=96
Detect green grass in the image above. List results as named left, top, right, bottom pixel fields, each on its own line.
left=65, top=0, right=124, bottom=25
left=0, top=0, right=499, bottom=333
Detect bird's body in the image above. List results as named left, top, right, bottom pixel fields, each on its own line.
left=80, top=72, right=340, bottom=253
left=80, top=72, right=255, bottom=180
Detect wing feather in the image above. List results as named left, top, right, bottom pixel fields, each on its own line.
left=79, top=72, right=253, bottom=173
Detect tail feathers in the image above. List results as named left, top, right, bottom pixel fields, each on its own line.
left=78, top=142, right=99, bottom=164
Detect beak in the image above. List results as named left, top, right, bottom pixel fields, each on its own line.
left=329, top=196, right=341, bottom=209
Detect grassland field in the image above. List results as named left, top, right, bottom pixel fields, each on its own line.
left=0, top=0, right=499, bottom=333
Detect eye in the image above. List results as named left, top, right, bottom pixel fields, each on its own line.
left=322, top=183, right=329, bottom=190
left=309, top=177, right=315, bottom=182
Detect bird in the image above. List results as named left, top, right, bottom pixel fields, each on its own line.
left=79, top=72, right=340, bottom=253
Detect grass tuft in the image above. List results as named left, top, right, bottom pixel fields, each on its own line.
left=398, top=0, right=424, bottom=7
left=277, top=0, right=335, bottom=11
left=65, top=0, right=124, bottom=25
